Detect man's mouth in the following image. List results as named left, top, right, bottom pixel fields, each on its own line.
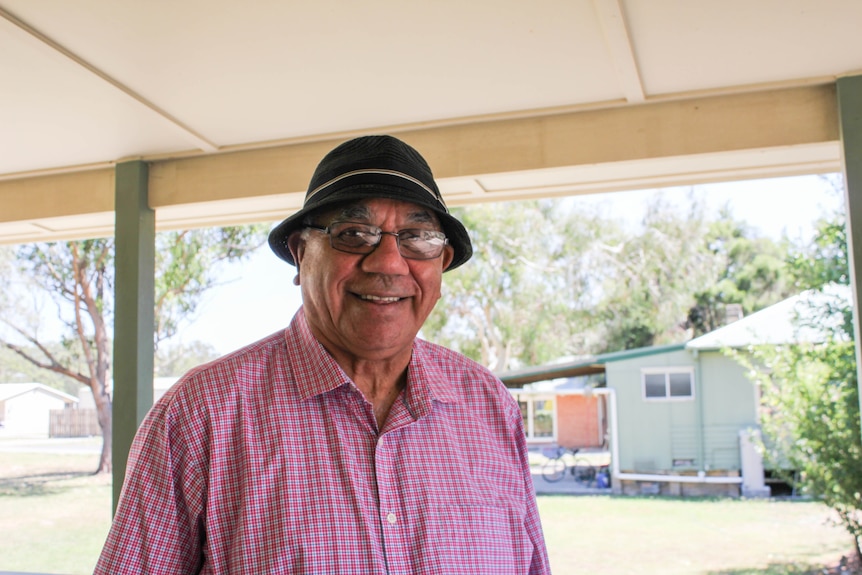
left=358, top=294, right=404, bottom=304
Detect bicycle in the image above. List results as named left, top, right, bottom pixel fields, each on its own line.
left=541, top=447, right=597, bottom=486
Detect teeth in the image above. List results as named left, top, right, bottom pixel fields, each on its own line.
left=361, top=294, right=401, bottom=303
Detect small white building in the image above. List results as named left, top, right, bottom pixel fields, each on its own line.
left=0, top=383, right=79, bottom=438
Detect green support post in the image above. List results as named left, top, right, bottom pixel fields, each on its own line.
left=837, top=74, right=862, bottom=437
left=112, top=160, right=155, bottom=512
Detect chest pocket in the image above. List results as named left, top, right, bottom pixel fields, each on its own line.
left=420, top=505, right=521, bottom=575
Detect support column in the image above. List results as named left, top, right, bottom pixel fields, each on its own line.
left=837, top=74, right=862, bottom=436
left=112, top=160, right=155, bottom=511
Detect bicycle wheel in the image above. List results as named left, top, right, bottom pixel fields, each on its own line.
left=542, top=457, right=567, bottom=482
left=572, top=458, right=597, bottom=487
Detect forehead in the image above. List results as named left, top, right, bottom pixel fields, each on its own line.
left=323, top=198, right=439, bottom=225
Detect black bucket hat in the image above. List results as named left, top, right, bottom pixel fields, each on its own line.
left=268, top=135, right=472, bottom=271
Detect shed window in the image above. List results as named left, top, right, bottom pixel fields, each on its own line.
left=642, top=368, right=694, bottom=401
left=514, top=395, right=555, bottom=441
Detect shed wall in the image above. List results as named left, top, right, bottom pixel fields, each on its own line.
left=608, top=347, right=760, bottom=475
left=556, top=394, right=606, bottom=448
left=1, top=391, right=68, bottom=437
left=608, top=349, right=696, bottom=472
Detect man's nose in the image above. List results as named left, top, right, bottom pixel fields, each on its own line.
left=360, top=232, right=409, bottom=274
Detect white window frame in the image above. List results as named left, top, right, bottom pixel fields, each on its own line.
left=514, top=394, right=557, bottom=442
left=641, top=367, right=695, bottom=402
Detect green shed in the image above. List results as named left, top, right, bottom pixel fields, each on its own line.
left=501, top=287, right=849, bottom=497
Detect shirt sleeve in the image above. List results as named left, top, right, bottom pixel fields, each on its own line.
left=509, top=393, right=553, bottom=575
left=94, top=391, right=207, bottom=575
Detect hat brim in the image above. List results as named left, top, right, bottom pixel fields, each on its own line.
left=268, top=183, right=472, bottom=271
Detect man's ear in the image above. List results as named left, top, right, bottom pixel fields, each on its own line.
left=287, top=231, right=306, bottom=268
left=440, top=245, right=455, bottom=272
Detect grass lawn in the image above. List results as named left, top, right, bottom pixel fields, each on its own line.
left=538, top=495, right=856, bottom=575
left=0, top=447, right=112, bottom=575
left=0, top=442, right=858, bottom=574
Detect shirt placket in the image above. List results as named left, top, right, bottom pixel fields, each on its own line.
left=373, top=401, right=416, bottom=575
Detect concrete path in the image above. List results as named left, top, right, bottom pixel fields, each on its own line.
left=0, top=437, right=102, bottom=455
left=531, top=468, right=612, bottom=495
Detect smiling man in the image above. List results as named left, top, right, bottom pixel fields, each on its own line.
left=96, top=135, right=551, bottom=574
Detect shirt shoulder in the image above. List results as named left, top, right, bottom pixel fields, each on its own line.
left=413, top=338, right=496, bottom=380
left=412, top=339, right=518, bottom=413
left=161, top=329, right=289, bottom=406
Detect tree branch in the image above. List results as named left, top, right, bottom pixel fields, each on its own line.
left=0, top=336, right=89, bottom=386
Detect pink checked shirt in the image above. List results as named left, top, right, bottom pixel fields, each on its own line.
left=96, top=309, right=550, bottom=574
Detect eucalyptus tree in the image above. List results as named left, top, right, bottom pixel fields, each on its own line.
left=424, top=199, right=611, bottom=371
left=424, top=191, right=793, bottom=369
left=686, top=209, right=793, bottom=336
left=0, top=225, right=268, bottom=473
left=594, top=192, right=723, bottom=352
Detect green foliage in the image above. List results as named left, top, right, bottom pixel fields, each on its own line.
left=155, top=340, right=221, bottom=378
left=740, top=333, right=862, bottom=556
left=155, top=225, right=270, bottom=346
left=597, top=192, right=722, bottom=350
left=426, top=199, right=609, bottom=369
left=17, top=238, right=114, bottom=335
left=789, top=216, right=850, bottom=290
left=787, top=176, right=849, bottom=292
left=426, top=191, right=793, bottom=367
left=0, top=224, right=269, bottom=471
left=686, top=209, right=794, bottom=335
left=737, top=201, right=862, bottom=558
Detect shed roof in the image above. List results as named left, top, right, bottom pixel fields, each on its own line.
left=686, top=285, right=851, bottom=350
left=500, top=286, right=852, bottom=386
left=497, top=342, right=687, bottom=386
left=0, top=382, right=79, bottom=403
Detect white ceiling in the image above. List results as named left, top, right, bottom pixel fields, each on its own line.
left=2, top=0, right=861, bottom=242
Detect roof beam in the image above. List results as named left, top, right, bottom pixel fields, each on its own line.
left=593, top=0, right=645, bottom=103
left=0, top=84, right=842, bottom=244
left=0, top=6, right=218, bottom=153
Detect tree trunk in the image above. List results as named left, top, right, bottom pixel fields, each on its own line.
left=92, top=390, right=112, bottom=474
left=96, top=401, right=113, bottom=473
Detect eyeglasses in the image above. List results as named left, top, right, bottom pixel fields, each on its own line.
left=307, top=221, right=449, bottom=260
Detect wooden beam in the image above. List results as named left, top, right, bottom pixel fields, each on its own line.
left=0, top=84, right=843, bottom=245
left=837, top=74, right=862, bottom=437
left=148, top=84, right=839, bottom=207
left=111, top=160, right=154, bottom=512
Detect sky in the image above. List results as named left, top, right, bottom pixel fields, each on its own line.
left=178, top=173, right=844, bottom=356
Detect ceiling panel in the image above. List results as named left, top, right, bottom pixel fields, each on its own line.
left=0, top=13, right=193, bottom=175
left=626, top=0, right=862, bottom=94
left=0, top=0, right=623, bottom=156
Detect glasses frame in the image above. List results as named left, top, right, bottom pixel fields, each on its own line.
left=306, top=221, right=449, bottom=260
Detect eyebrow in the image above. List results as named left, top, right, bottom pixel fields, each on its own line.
left=334, top=204, right=437, bottom=225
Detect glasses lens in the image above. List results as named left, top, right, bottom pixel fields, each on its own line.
left=396, top=229, right=447, bottom=259
left=326, top=222, right=448, bottom=259
left=329, top=223, right=380, bottom=252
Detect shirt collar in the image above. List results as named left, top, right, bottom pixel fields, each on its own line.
left=287, top=309, right=352, bottom=401
left=407, top=340, right=460, bottom=406
left=286, top=309, right=460, bottom=408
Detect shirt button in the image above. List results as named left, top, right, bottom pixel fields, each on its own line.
left=386, top=512, right=397, bottom=524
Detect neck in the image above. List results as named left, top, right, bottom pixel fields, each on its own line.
left=318, top=342, right=411, bottom=429
left=345, top=358, right=409, bottom=429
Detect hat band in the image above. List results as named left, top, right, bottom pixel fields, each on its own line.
left=306, top=169, right=447, bottom=209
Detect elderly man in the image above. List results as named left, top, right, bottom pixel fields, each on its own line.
left=95, top=135, right=550, bottom=574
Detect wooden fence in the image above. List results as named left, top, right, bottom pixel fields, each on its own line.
left=49, top=408, right=102, bottom=437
